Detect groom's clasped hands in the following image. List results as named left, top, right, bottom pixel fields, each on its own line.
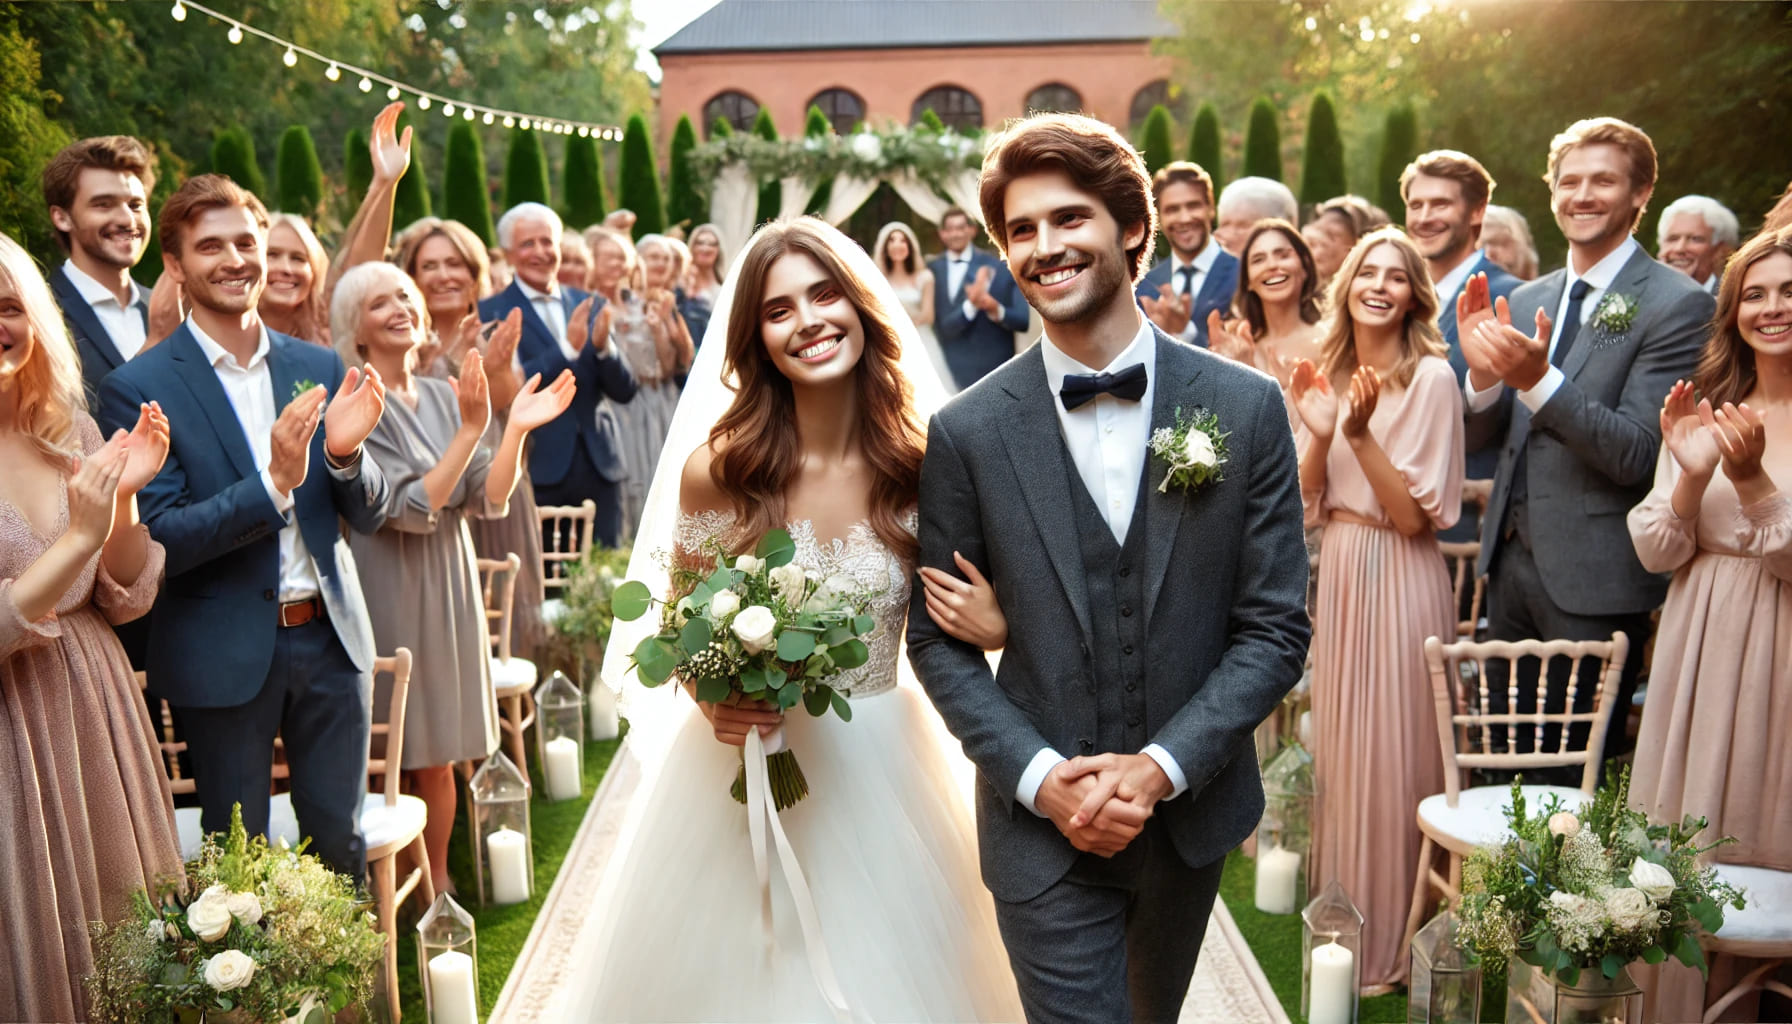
left=1036, top=753, right=1173, bottom=857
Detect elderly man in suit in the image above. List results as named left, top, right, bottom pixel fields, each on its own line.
left=1136, top=162, right=1239, bottom=349
left=97, top=175, right=391, bottom=880
left=479, top=202, right=637, bottom=547
left=1656, top=194, right=1739, bottom=295
left=1460, top=117, right=1713, bottom=775
left=928, top=206, right=1031, bottom=389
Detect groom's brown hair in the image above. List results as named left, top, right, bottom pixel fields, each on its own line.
left=978, top=113, right=1156, bottom=283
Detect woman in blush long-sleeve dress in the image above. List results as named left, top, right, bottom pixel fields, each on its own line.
left=1628, top=229, right=1792, bottom=1024
left=1290, top=229, right=1463, bottom=992
left=330, top=262, right=574, bottom=895
left=0, top=233, right=182, bottom=1020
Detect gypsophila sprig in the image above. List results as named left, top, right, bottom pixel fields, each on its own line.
left=1454, top=768, right=1744, bottom=987
left=1150, top=407, right=1228, bottom=495
left=1590, top=292, right=1639, bottom=340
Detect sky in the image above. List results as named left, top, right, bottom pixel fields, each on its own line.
left=634, top=0, right=724, bottom=78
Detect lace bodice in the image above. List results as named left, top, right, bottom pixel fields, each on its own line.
left=674, top=510, right=914, bottom=697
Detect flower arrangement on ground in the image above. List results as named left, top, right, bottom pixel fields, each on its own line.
left=551, top=544, right=634, bottom=656
left=85, top=806, right=383, bottom=1023
left=611, top=527, right=880, bottom=809
left=1454, top=768, right=1745, bottom=987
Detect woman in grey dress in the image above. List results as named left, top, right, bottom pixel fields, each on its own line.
left=330, top=262, right=575, bottom=894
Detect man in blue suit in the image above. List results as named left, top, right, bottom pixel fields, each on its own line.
left=1135, top=162, right=1239, bottom=349
left=480, top=202, right=637, bottom=546
left=929, top=206, right=1031, bottom=389
left=97, top=175, right=391, bottom=880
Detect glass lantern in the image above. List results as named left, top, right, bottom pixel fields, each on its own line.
left=468, top=751, right=534, bottom=906
left=587, top=675, right=621, bottom=741
left=1505, top=958, right=1643, bottom=1024
left=416, top=891, right=478, bottom=1024
left=1254, top=741, right=1314, bottom=915
left=1408, top=909, right=1481, bottom=1024
left=535, top=671, right=586, bottom=802
left=1302, top=880, right=1364, bottom=1024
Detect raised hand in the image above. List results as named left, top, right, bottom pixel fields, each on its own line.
left=566, top=296, right=597, bottom=353
left=507, top=369, right=576, bottom=432
left=65, top=437, right=129, bottom=551
left=322, top=365, right=387, bottom=460
left=147, top=271, right=187, bottom=350
left=442, top=310, right=483, bottom=373
left=1469, top=302, right=1553, bottom=392
left=965, top=266, right=997, bottom=312
left=448, top=347, right=492, bottom=434
left=1340, top=365, right=1381, bottom=442
left=1289, top=359, right=1339, bottom=440
left=1701, top=399, right=1768, bottom=482
left=1207, top=309, right=1254, bottom=364
left=117, top=400, right=170, bottom=497
left=920, top=550, right=1007, bottom=650
left=369, top=101, right=413, bottom=188
left=482, top=308, right=524, bottom=377
left=1456, top=273, right=1496, bottom=345
left=1660, top=380, right=1721, bottom=479
left=1141, top=283, right=1193, bottom=335
left=270, top=387, right=325, bottom=495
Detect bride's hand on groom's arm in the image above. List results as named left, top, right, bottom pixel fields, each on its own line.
left=919, top=551, right=1006, bottom=650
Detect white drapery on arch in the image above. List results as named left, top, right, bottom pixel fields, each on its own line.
left=708, top=167, right=985, bottom=263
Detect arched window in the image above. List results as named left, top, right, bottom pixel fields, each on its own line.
left=1025, top=83, right=1083, bottom=115
left=703, top=91, right=760, bottom=137
left=1129, top=79, right=1184, bottom=128
left=808, top=88, right=865, bottom=135
left=911, top=86, right=983, bottom=131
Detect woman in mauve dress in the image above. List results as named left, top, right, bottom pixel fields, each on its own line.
left=0, top=232, right=182, bottom=1020
left=1290, top=228, right=1463, bottom=992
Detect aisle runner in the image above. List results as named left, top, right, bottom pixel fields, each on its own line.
left=492, top=748, right=1288, bottom=1024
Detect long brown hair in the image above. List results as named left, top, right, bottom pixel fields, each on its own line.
left=1317, top=228, right=1446, bottom=388
left=709, top=218, right=925, bottom=561
left=1694, top=227, right=1792, bottom=406
left=1236, top=219, right=1323, bottom=335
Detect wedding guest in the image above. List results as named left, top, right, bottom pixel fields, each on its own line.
left=1215, top=176, right=1299, bottom=256
left=1762, top=180, right=1792, bottom=236
left=1657, top=194, right=1739, bottom=294
left=96, top=173, right=392, bottom=881
left=685, top=222, right=726, bottom=307
left=1137, top=161, right=1239, bottom=349
left=258, top=213, right=330, bottom=344
left=332, top=261, right=573, bottom=895
left=928, top=206, right=1029, bottom=389
left=597, top=231, right=687, bottom=540
left=1481, top=205, right=1539, bottom=281
left=603, top=208, right=637, bottom=235
left=875, top=221, right=953, bottom=391
left=1462, top=117, right=1712, bottom=773
left=559, top=233, right=594, bottom=291
left=1291, top=228, right=1462, bottom=990
left=480, top=203, right=636, bottom=548
left=0, top=232, right=182, bottom=1022
left=1207, top=219, right=1324, bottom=397
left=637, top=233, right=700, bottom=370
left=487, top=247, right=513, bottom=294
left=664, top=235, right=712, bottom=349
left=1303, top=196, right=1375, bottom=293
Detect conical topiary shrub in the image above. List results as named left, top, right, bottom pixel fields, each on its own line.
left=502, top=125, right=551, bottom=212
left=1242, top=96, right=1283, bottom=183
left=444, top=121, right=495, bottom=246
left=1377, top=104, right=1419, bottom=214
left=919, top=108, right=948, bottom=134
left=751, top=108, right=779, bottom=226
left=710, top=116, right=734, bottom=139
left=391, top=110, right=431, bottom=231
left=665, top=114, right=702, bottom=230
left=618, top=113, right=666, bottom=240
left=343, top=127, right=373, bottom=206
left=563, top=132, right=607, bottom=231
left=803, top=105, right=833, bottom=217
left=274, top=125, right=323, bottom=218
left=210, top=127, right=266, bottom=198
left=1140, top=104, right=1175, bottom=178
left=1299, top=90, right=1347, bottom=205
left=1188, top=102, right=1224, bottom=193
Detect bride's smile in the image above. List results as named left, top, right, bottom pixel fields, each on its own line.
left=759, top=251, right=866, bottom=385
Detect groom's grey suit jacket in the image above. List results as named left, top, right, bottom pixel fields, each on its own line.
left=907, top=327, right=1311, bottom=903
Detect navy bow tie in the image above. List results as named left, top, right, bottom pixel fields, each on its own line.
left=1060, top=363, right=1147, bottom=410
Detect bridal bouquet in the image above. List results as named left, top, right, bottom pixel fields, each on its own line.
left=612, top=527, right=879, bottom=809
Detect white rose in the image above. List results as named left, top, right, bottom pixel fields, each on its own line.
left=1629, top=859, right=1676, bottom=903
left=769, top=563, right=808, bottom=606
left=734, top=554, right=763, bottom=575
left=1181, top=430, right=1217, bottom=469
left=186, top=892, right=234, bottom=942
left=1605, top=887, right=1655, bottom=932
left=709, top=590, right=741, bottom=619
left=731, top=605, right=778, bottom=654
left=202, top=948, right=256, bottom=991
left=225, top=890, right=263, bottom=927
left=803, top=574, right=858, bottom=614
left=850, top=133, right=882, bottom=162
left=1548, top=811, right=1582, bottom=838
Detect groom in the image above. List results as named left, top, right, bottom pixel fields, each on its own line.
left=908, top=114, right=1311, bottom=1023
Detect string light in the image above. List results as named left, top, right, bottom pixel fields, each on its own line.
left=463, top=107, right=475, bottom=121
left=503, top=116, right=515, bottom=128
left=443, top=103, right=456, bottom=117
left=282, top=47, right=297, bottom=67
left=171, top=1, right=187, bottom=21
left=358, top=77, right=373, bottom=93
left=227, top=23, right=243, bottom=44
left=417, top=95, right=431, bottom=110
left=483, top=112, right=495, bottom=125
left=387, top=85, right=401, bottom=101
left=325, top=63, right=341, bottom=81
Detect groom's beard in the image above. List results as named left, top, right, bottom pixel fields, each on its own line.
left=1016, top=244, right=1131, bottom=327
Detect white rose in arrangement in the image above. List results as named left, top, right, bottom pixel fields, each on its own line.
left=709, top=590, right=742, bottom=619
left=186, top=891, right=234, bottom=942
left=225, top=890, right=263, bottom=926
left=1605, top=887, right=1656, bottom=932
left=1629, top=859, right=1677, bottom=903
left=1548, top=890, right=1589, bottom=912
left=803, top=574, right=858, bottom=613
left=735, top=554, right=763, bottom=575
left=731, top=605, right=779, bottom=654
left=1182, top=429, right=1217, bottom=469
left=769, top=563, right=808, bottom=606
left=849, top=133, right=882, bottom=162
left=1548, top=811, right=1582, bottom=838
left=202, top=948, right=257, bottom=991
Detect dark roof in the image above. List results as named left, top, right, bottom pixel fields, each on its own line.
left=654, top=0, right=1171, bottom=56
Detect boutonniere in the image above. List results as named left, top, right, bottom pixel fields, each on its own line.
left=288, top=378, right=321, bottom=406
left=1149, top=407, right=1229, bottom=495
left=1589, top=292, right=1639, bottom=343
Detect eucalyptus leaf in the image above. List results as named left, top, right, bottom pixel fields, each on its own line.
left=821, top=625, right=852, bottom=647
left=830, top=691, right=852, bottom=721
left=612, top=580, right=653, bottom=621
left=831, top=638, right=870, bottom=670
left=756, top=528, right=796, bottom=568
left=1690, top=896, right=1725, bottom=933
left=778, top=630, right=816, bottom=662
left=804, top=686, right=832, bottom=717
left=707, top=565, right=735, bottom=594
left=741, top=665, right=769, bottom=693
left=1601, top=953, right=1624, bottom=979
left=777, top=681, right=803, bottom=709
left=1557, top=963, right=1579, bottom=987
left=1642, top=945, right=1667, bottom=964
left=304, top=1010, right=327, bottom=1024
left=696, top=675, right=733, bottom=704
left=1672, top=930, right=1706, bottom=970
left=680, top=617, right=714, bottom=655
left=852, top=614, right=875, bottom=635
left=634, top=636, right=678, bottom=684
left=691, top=581, right=713, bottom=606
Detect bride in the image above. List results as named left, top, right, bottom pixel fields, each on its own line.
left=567, top=218, right=1024, bottom=1022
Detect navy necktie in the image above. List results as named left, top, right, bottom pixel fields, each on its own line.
left=1175, top=266, right=1195, bottom=297
left=1552, top=279, right=1591, bottom=368
left=1060, top=363, right=1147, bottom=410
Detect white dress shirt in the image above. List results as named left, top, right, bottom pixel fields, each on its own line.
left=187, top=318, right=323, bottom=601
left=1015, top=314, right=1190, bottom=815
left=62, top=258, right=148, bottom=361
left=1433, top=248, right=1485, bottom=313
left=1465, top=236, right=1639, bottom=415
left=1699, top=273, right=1718, bottom=295
left=1168, top=238, right=1221, bottom=343
left=517, top=277, right=576, bottom=361
left=944, top=247, right=993, bottom=323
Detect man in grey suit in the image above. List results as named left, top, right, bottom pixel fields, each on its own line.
left=1460, top=117, right=1712, bottom=774
left=908, top=113, right=1310, bottom=1023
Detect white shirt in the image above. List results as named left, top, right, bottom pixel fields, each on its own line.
left=1168, top=238, right=1221, bottom=343
left=62, top=258, right=148, bottom=361
left=943, top=247, right=992, bottom=323
left=1699, top=273, right=1718, bottom=295
left=187, top=317, right=323, bottom=601
left=1432, top=248, right=1484, bottom=313
left=517, top=277, right=575, bottom=361
left=1465, top=236, right=1639, bottom=415
left=1015, top=314, right=1189, bottom=814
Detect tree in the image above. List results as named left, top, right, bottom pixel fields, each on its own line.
left=618, top=113, right=665, bottom=239
left=502, top=125, right=551, bottom=211
left=1242, top=97, right=1282, bottom=182
left=751, top=107, right=779, bottom=226
left=803, top=105, right=833, bottom=217
left=391, top=110, right=431, bottom=231
left=273, top=125, right=323, bottom=218
left=1188, top=102, right=1223, bottom=192
left=665, top=114, right=702, bottom=230
left=1139, top=105, right=1175, bottom=178
left=562, top=132, right=606, bottom=232
left=0, top=19, right=71, bottom=262
left=210, top=127, right=266, bottom=198
left=1299, top=91, right=1347, bottom=204
left=343, top=127, right=373, bottom=213
left=443, top=121, right=495, bottom=246
left=919, top=108, right=947, bottom=134
left=1376, top=103, right=1418, bottom=214
left=710, top=117, right=733, bottom=139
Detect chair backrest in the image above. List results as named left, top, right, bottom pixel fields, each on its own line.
left=537, top=499, right=597, bottom=601
left=477, top=552, right=522, bottom=662
left=139, top=671, right=196, bottom=797
left=369, top=648, right=413, bottom=806
left=1437, top=541, right=1485, bottom=638
left=1422, top=632, right=1628, bottom=805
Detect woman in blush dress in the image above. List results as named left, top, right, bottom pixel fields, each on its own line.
left=1207, top=219, right=1327, bottom=396
left=0, top=233, right=182, bottom=1020
left=330, top=262, right=574, bottom=895
left=1627, top=228, right=1792, bottom=1024
left=875, top=221, right=954, bottom=395
left=1289, top=228, right=1463, bottom=991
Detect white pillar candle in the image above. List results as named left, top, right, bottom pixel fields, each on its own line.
left=1308, top=940, right=1356, bottom=1024
left=1254, top=844, right=1303, bottom=914
left=543, top=735, right=582, bottom=801
left=426, top=948, right=478, bottom=1024
left=486, top=826, right=531, bottom=904
left=588, top=683, right=620, bottom=740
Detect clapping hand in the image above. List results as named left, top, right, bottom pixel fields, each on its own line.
left=1339, top=365, right=1381, bottom=443
left=117, top=401, right=170, bottom=497
left=507, top=370, right=577, bottom=432
left=1207, top=309, right=1254, bottom=365
left=566, top=296, right=598, bottom=353
left=1141, top=283, right=1194, bottom=335
left=482, top=308, right=523, bottom=377
left=1465, top=297, right=1553, bottom=393
left=65, top=434, right=128, bottom=551
left=1700, top=399, right=1768, bottom=482
left=147, top=271, right=187, bottom=350
left=448, top=348, right=492, bottom=434
left=269, top=386, right=325, bottom=495
left=1289, top=359, right=1339, bottom=439
left=322, top=365, right=387, bottom=460
left=369, top=101, right=413, bottom=188
left=965, top=266, right=998, bottom=313
left=1660, top=380, right=1721, bottom=479
left=919, top=551, right=1007, bottom=650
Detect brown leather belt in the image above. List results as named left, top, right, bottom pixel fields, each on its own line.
left=278, top=596, right=325, bottom=628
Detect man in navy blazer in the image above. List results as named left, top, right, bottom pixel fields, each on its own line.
left=480, top=202, right=637, bottom=547
left=97, top=176, right=391, bottom=880
left=929, top=206, right=1031, bottom=389
left=1136, top=162, right=1239, bottom=349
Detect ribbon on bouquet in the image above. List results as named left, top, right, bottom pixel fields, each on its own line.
left=744, top=728, right=857, bottom=1024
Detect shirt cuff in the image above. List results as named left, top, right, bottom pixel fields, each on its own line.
left=1179, top=320, right=1201, bottom=343
left=1142, top=743, right=1189, bottom=799
left=1516, top=365, right=1565, bottom=413
left=325, top=446, right=363, bottom=478
left=1016, top=747, right=1067, bottom=817
left=961, top=299, right=979, bottom=322
left=260, top=468, right=295, bottom=516
left=1464, top=374, right=1504, bottom=412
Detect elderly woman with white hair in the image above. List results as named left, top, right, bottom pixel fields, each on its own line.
left=1479, top=204, right=1540, bottom=281
left=594, top=231, right=690, bottom=539
left=330, top=261, right=574, bottom=895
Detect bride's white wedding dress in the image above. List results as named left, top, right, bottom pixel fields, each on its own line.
left=565, top=509, right=1023, bottom=1022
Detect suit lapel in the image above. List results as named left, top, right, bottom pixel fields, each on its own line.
left=167, top=326, right=260, bottom=480
left=1142, top=333, right=1202, bottom=618
left=1560, top=247, right=1654, bottom=382
left=50, top=268, right=123, bottom=372
left=507, top=282, right=556, bottom=355
left=996, top=348, right=1095, bottom=645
